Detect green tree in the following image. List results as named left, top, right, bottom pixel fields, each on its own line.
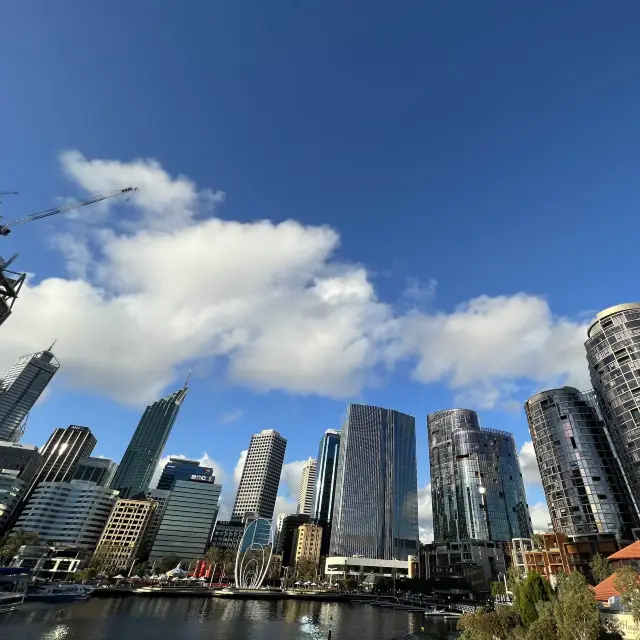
left=614, top=565, right=640, bottom=623
left=589, top=553, right=612, bottom=585
left=553, top=571, right=601, bottom=640
left=73, top=567, right=98, bottom=583
left=0, top=529, right=40, bottom=562
left=526, top=601, right=558, bottom=640
left=157, top=555, right=181, bottom=574
left=517, top=572, right=553, bottom=628
left=134, top=561, right=152, bottom=577
left=491, top=581, right=506, bottom=597
left=458, top=606, right=521, bottom=640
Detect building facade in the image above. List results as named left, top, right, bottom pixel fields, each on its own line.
left=111, top=385, right=188, bottom=498
left=13, top=480, right=118, bottom=550
left=313, top=429, right=340, bottom=555
left=0, top=441, right=41, bottom=485
left=72, top=456, right=118, bottom=487
left=32, top=426, right=97, bottom=486
left=149, top=477, right=221, bottom=563
left=297, top=458, right=316, bottom=516
left=210, top=520, right=245, bottom=552
left=276, top=514, right=310, bottom=565
left=586, top=303, right=640, bottom=521
left=140, top=488, right=171, bottom=555
left=0, top=472, right=28, bottom=532
left=428, top=408, right=532, bottom=543
left=0, top=347, right=60, bottom=442
left=294, top=522, right=322, bottom=567
left=524, top=386, right=636, bottom=540
left=231, top=429, right=286, bottom=522
left=93, top=498, right=156, bottom=572
left=157, top=457, right=213, bottom=491
left=329, top=404, right=419, bottom=560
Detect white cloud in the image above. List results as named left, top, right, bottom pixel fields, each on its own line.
left=279, top=460, right=306, bottom=502
left=233, top=450, right=248, bottom=485
left=530, top=501, right=551, bottom=533
left=218, top=410, right=244, bottom=425
left=418, top=484, right=433, bottom=543
left=519, top=441, right=542, bottom=489
left=0, top=151, right=593, bottom=410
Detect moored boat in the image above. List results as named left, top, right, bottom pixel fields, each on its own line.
left=0, top=568, right=30, bottom=613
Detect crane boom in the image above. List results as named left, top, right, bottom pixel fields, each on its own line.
left=0, top=187, right=137, bottom=236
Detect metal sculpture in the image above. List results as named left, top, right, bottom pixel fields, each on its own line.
left=234, top=517, right=273, bottom=589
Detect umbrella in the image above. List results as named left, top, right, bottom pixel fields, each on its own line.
left=113, top=574, right=126, bottom=579
left=130, top=575, right=141, bottom=580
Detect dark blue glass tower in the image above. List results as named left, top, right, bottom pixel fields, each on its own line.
left=111, top=385, right=188, bottom=498
left=157, top=458, right=213, bottom=490
left=313, top=429, right=340, bottom=555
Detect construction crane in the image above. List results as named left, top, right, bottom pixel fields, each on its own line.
left=0, top=187, right=137, bottom=236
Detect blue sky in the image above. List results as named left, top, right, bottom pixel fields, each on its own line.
left=3, top=1, right=640, bottom=537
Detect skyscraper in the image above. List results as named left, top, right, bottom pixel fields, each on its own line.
left=157, top=457, right=212, bottom=491
left=524, top=387, right=636, bottom=540
left=329, top=404, right=419, bottom=559
left=0, top=346, right=60, bottom=442
left=72, top=456, right=118, bottom=487
left=110, top=384, right=188, bottom=498
left=297, top=457, right=316, bottom=516
left=585, top=303, right=640, bottom=519
left=231, top=429, right=287, bottom=522
left=428, top=409, right=532, bottom=543
left=313, top=429, right=340, bottom=554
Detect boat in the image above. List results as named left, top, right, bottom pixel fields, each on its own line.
left=424, top=607, right=462, bottom=618
left=26, top=584, right=90, bottom=603
left=0, top=568, right=30, bottom=613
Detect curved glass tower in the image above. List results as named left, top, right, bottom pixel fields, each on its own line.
left=586, top=304, right=640, bottom=519
left=428, top=409, right=532, bottom=542
left=524, top=386, right=636, bottom=539
left=329, top=404, right=419, bottom=559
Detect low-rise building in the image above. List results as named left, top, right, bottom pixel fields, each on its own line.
left=325, top=556, right=414, bottom=582
left=294, top=522, right=322, bottom=568
left=10, top=545, right=86, bottom=581
left=13, top=480, right=118, bottom=550
left=93, top=498, right=156, bottom=572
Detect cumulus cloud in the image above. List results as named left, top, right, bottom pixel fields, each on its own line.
left=519, top=441, right=542, bottom=489
left=418, top=484, right=433, bottom=543
left=530, top=501, right=551, bottom=533
left=0, top=151, right=593, bottom=410
left=233, top=450, right=248, bottom=485
left=279, top=460, right=307, bottom=501
left=218, top=410, right=244, bottom=425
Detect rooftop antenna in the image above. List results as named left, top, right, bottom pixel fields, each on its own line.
left=47, top=338, right=58, bottom=352
left=184, top=370, right=192, bottom=388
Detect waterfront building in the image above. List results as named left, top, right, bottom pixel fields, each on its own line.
left=110, top=384, right=188, bottom=498
left=0, top=346, right=60, bottom=442
left=297, top=458, right=316, bottom=516
left=149, top=476, right=221, bottom=563
left=428, top=408, right=532, bottom=543
left=140, top=488, right=172, bottom=555
left=157, top=457, right=212, bottom=491
left=231, top=429, right=286, bottom=522
left=313, top=429, right=340, bottom=555
left=276, top=514, right=310, bottom=565
left=329, top=404, right=419, bottom=559
left=72, top=456, right=117, bottom=487
left=585, top=303, right=640, bottom=519
left=32, top=425, right=96, bottom=486
left=93, top=498, right=156, bottom=572
left=13, top=480, right=118, bottom=550
left=324, top=556, right=415, bottom=582
left=210, top=520, right=245, bottom=552
left=9, top=545, right=85, bottom=581
left=293, top=522, right=322, bottom=568
left=0, top=471, right=28, bottom=532
left=524, top=386, right=636, bottom=540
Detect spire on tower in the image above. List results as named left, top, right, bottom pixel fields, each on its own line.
left=184, top=370, right=192, bottom=388
left=47, top=338, right=58, bottom=352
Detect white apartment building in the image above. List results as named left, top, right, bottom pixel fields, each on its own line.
left=297, top=457, right=316, bottom=516
left=13, top=480, right=118, bottom=550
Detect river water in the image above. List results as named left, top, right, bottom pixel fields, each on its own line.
left=0, top=597, right=458, bottom=639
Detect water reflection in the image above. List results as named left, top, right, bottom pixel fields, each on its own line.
left=1, top=597, right=458, bottom=640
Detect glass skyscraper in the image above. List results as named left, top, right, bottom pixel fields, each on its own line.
left=329, top=404, right=419, bottom=560
left=157, top=457, right=213, bottom=491
left=524, top=387, right=636, bottom=539
left=313, top=429, right=340, bottom=555
left=585, top=303, right=640, bottom=521
left=428, top=409, right=532, bottom=543
left=72, top=456, right=118, bottom=487
left=0, top=346, right=60, bottom=442
left=111, top=385, right=188, bottom=498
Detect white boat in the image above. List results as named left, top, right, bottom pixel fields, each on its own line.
left=0, top=568, right=30, bottom=613
left=424, top=607, right=462, bottom=618
left=26, top=584, right=89, bottom=603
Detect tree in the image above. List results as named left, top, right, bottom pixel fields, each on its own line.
left=491, top=581, right=506, bottom=597
left=157, top=555, right=181, bottom=574
left=517, top=572, right=553, bottom=628
left=614, top=565, right=640, bottom=623
left=526, top=601, right=558, bottom=640
left=589, top=553, right=612, bottom=585
left=73, top=567, right=97, bottom=583
left=458, top=606, right=521, bottom=640
left=553, top=571, right=601, bottom=640
left=0, top=529, right=40, bottom=563
left=134, top=561, right=152, bottom=577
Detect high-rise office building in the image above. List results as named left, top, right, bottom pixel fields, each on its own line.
left=73, top=456, right=118, bottom=487
left=294, top=522, right=323, bottom=567
left=231, top=429, right=287, bottom=522
left=0, top=441, right=41, bottom=486
left=297, top=458, right=316, bottom=516
left=93, top=498, right=156, bottom=571
left=428, top=409, right=532, bottom=543
left=33, top=425, right=96, bottom=486
left=149, top=476, right=221, bottom=563
left=524, top=387, right=636, bottom=540
left=141, top=488, right=172, bottom=556
left=0, top=346, right=60, bottom=442
left=329, top=404, right=419, bottom=559
left=157, top=457, right=212, bottom=491
left=276, top=514, right=310, bottom=565
left=14, top=480, right=118, bottom=550
left=110, top=384, right=188, bottom=498
left=313, top=429, right=340, bottom=555
left=586, top=303, right=640, bottom=519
